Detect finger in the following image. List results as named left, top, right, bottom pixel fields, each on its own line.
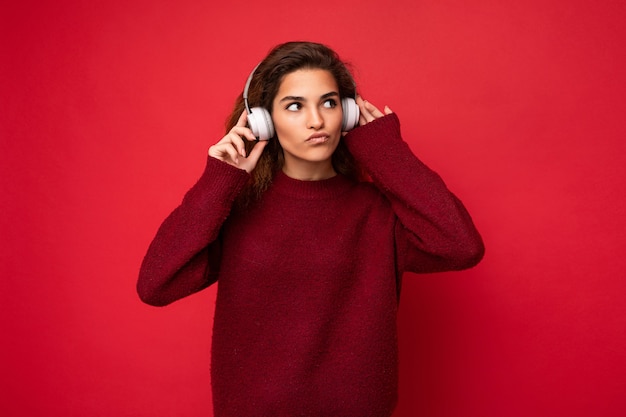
left=237, top=140, right=268, bottom=173
left=236, top=109, right=248, bottom=127
left=358, top=106, right=370, bottom=125
left=210, top=142, right=240, bottom=165
left=384, top=106, right=393, bottom=115
left=364, top=100, right=384, bottom=119
left=223, top=131, right=246, bottom=158
left=361, top=100, right=376, bottom=123
left=244, top=140, right=268, bottom=170
left=231, top=126, right=257, bottom=143
left=229, top=126, right=258, bottom=158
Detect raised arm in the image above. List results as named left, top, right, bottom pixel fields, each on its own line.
left=137, top=111, right=266, bottom=306
left=345, top=99, right=484, bottom=273
left=137, top=158, right=250, bottom=306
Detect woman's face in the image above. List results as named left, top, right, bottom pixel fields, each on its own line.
left=271, top=68, right=343, bottom=179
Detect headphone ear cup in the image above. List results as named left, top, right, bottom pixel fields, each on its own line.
left=341, top=97, right=360, bottom=132
left=247, top=107, right=275, bottom=141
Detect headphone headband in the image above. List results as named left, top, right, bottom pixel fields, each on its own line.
left=243, top=63, right=260, bottom=114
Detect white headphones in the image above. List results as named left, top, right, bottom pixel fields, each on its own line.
left=243, top=64, right=360, bottom=141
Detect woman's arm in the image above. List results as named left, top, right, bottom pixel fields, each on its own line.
left=138, top=111, right=267, bottom=306
left=345, top=99, right=484, bottom=273
left=137, top=158, right=250, bottom=306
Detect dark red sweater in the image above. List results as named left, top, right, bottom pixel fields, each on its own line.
left=138, top=114, right=484, bottom=417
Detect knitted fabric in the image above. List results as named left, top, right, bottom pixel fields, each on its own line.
left=138, top=113, right=484, bottom=417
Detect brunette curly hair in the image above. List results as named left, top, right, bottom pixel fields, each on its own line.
left=226, top=41, right=365, bottom=204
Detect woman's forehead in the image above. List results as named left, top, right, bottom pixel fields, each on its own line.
left=276, top=69, right=338, bottom=99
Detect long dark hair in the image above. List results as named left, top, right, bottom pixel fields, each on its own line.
left=226, top=41, right=364, bottom=204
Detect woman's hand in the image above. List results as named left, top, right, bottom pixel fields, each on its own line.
left=208, top=110, right=268, bottom=173
left=356, top=96, right=393, bottom=126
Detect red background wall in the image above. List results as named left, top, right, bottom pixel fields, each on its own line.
left=2, top=0, right=625, bottom=416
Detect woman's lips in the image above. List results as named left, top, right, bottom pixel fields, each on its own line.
left=306, top=133, right=329, bottom=143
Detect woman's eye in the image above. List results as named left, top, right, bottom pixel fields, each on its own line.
left=286, top=103, right=301, bottom=111
left=323, top=99, right=338, bottom=108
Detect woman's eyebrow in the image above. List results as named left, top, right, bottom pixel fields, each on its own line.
left=278, top=91, right=339, bottom=103
left=279, top=95, right=305, bottom=103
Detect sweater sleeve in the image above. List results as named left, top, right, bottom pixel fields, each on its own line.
left=137, top=157, right=250, bottom=306
left=344, top=113, right=485, bottom=274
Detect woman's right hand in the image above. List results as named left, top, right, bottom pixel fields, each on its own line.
left=208, top=110, right=268, bottom=173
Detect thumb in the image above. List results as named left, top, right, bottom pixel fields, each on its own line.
left=243, top=140, right=268, bottom=172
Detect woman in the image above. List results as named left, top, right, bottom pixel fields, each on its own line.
left=138, top=41, right=484, bottom=417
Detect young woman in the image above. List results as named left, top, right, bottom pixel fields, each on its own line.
left=138, top=41, right=484, bottom=417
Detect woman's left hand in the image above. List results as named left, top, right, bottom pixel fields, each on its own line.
left=356, top=96, right=393, bottom=126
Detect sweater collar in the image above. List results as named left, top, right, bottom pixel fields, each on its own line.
left=271, top=170, right=354, bottom=200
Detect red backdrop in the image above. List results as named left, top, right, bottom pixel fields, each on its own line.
left=2, top=0, right=625, bottom=416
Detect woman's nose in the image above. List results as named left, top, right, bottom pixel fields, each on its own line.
left=307, top=108, right=324, bottom=129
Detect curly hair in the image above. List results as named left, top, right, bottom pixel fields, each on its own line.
left=225, top=41, right=365, bottom=205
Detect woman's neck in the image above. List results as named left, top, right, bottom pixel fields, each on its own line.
left=281, top=160, right=336, bottom=181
